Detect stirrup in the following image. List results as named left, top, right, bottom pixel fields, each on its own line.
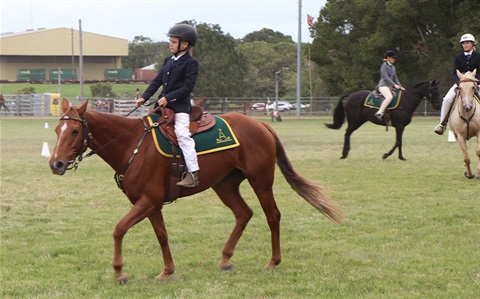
left=176, top=171, right=199, bottom=188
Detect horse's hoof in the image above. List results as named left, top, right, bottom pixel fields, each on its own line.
left=221, top=264, right=234, bottom=271
left=476, top=176, right=480, bottom=180
left=464, top=172, right=475, bottom=179
left=116, top=275, right=129, bottom=285
left=340, top=156, right=347, bottom=159
left=156, top=272, right=173, bottom=282
left=399, top=157, right=407, bottom=161
left=382, top=153, right=388, bottom=159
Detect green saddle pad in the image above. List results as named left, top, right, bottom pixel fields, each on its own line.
left=364, top=90, right=402, bottom=109
left=146, top=114, right=240, bottom=158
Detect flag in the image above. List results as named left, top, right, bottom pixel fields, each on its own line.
left=307, top=14, right=315, bottom=28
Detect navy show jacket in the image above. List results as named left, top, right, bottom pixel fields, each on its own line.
left=141, top=51, right=199, bottom=114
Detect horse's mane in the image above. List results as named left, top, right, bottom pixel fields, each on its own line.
left=409, top=81, right=430, bottom=90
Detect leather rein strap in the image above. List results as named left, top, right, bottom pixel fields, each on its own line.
left=457, top=79, right=479, bottom=140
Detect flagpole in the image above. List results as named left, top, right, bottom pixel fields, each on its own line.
left=296, top=0, right=302, bottom=116
left=309, top=44, right=313, bottom=115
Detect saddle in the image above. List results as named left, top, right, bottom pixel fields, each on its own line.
left=153, top=106, right=216, bottom=146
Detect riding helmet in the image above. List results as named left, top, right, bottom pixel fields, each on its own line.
left=459, top=33, right=476, bottom=45
left=167, top=24, right=197, bottom=47
left=384, top=50, right=397, bottom=58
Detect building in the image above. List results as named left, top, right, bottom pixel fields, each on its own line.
left=134, top=63, right=157, bottom=81
left=0, top=27, right=129, bottom=81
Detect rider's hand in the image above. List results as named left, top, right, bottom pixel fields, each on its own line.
left=157, top=97, right=168, bottom=107
left=136, top=97, right=145, bottom=107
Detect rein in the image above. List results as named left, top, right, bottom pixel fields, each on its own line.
left=456, top=79, right=479, bottom=139
left=114, top=118, right=165, bottom=191
left=59, top=114, right=145, bottom=171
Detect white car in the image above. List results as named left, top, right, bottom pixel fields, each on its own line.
left=291, top=103, right=306, bottom=109
left=267, top=101, right=292, bottom=112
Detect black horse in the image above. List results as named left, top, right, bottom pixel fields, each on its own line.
left=325, top=81, right=441, bottom=160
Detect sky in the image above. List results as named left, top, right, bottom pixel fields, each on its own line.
left=0, top=0, right=327, bottom=42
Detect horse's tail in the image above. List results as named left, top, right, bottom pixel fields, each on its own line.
left=325, top=95, right=348, bottom=129
left=261, top=122, right=342, bottom=223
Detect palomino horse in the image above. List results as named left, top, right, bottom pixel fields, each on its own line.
left=449, top=70, right=480, bottom=179
left=49, top=99, right=342, bottom=283
left=326, top=81, right=441, bottom=160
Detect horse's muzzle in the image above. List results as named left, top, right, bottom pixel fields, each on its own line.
left=464, top=104, right=473, bottom=112
left=49, top=160, right=68, bottom=175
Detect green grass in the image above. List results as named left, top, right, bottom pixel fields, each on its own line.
left=0, top=83, right=148, bottom=100
left=1, top=116, right=479, bottom=298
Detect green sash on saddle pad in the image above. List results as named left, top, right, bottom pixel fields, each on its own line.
left=364, top=90, right=402, bottom=109
left=146, top=114, right=240, bottom=158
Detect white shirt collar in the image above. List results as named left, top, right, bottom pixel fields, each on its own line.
left=464, top=51, right=473, bottom=56
left=172, top=52, right=186, bottom=61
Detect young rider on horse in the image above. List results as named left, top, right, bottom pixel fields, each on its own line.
left=136, top=24, right=200, bottom=187
left=434, top=33, right=480, bottom=135
left=375, top=50, right=405, bottom=121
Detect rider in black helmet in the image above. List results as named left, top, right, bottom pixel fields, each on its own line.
left=167, top=24, right=197, bottom=54
left=136, top=24, right=200, bottom=187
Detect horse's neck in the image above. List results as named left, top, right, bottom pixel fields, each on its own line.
left=403, top=87, right=425, bottom=111
left=85, top=111, right=144, bottom=168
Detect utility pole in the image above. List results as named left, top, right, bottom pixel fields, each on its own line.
left=79, top=19, right=84, bottom=101
left=296, top=0, right=302, bottom=116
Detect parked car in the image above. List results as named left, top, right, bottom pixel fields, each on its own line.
left=291, top=103, right=306, bottom=109
left=251, top=102, right=266, bottom=111
left=267, top=101, right=292, bottom=112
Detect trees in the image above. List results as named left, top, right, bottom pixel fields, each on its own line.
left=122, top=36, right=166, bottom=70
left=192, top=22, right=248, bottom=97
left=309, top=0, right=480, bottom=95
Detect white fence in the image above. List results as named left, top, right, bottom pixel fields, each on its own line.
left=0, top=95, right=439, bottom=117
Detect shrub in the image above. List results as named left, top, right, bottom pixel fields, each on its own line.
left=90, top=83, right=116, bottom=97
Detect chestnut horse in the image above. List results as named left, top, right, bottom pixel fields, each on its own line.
left=449, top=70, right=480, bottom=179
left=326, top=81, right=441, bottom=160
left=49, top=99, right=341, bottom=283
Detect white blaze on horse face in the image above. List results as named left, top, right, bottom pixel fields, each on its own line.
left=54, top=122, right=68, bottom=159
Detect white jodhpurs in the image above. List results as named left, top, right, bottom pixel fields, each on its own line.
left=174, top=113, right=199, bottom=172
left=378, top=86, right=393, bottom=114
left=439, top=83, right=457, bottom=123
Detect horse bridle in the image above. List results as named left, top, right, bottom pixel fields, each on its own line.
left=456, top=79, right=479, bottom=139
left=58, top=114, right=146, bottom=171
left=59, top=115, right=94, bottom=171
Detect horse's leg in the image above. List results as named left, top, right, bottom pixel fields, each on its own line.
left=476, top=136, right=480, bottom=179
left=246, top=172, right=281, bottom=269
left=147, top=210, right=175, bottom=281
left=341, top=121, right=366, bottom=159
left=212, top=170, right=253, bottom=270
left=384, top=125, right=406, bottom=160
left=112, top=196, right=157, bottom=283
left=456, top=135, right=474, bottom=179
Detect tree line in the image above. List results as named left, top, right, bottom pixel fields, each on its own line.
left=123, top=0, right=479, bottom=98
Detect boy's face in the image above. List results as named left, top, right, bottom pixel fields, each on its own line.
left=169, top=37, right=189, bottom=54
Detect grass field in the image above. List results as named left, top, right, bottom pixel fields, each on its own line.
left=0, top=83, right=147, bottom=100
left=1, top=115, right=479, bottom=298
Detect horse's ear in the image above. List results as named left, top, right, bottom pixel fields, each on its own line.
left=472, top=68, right=477, bottom=77
left=456, top=69, right=463, bottom=79
left=61, top=98, right=70, bottom=113
left=78, top=99, right=89, bottom=118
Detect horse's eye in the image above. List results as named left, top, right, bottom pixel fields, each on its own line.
left=72, top=129, right=80, bottom=136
